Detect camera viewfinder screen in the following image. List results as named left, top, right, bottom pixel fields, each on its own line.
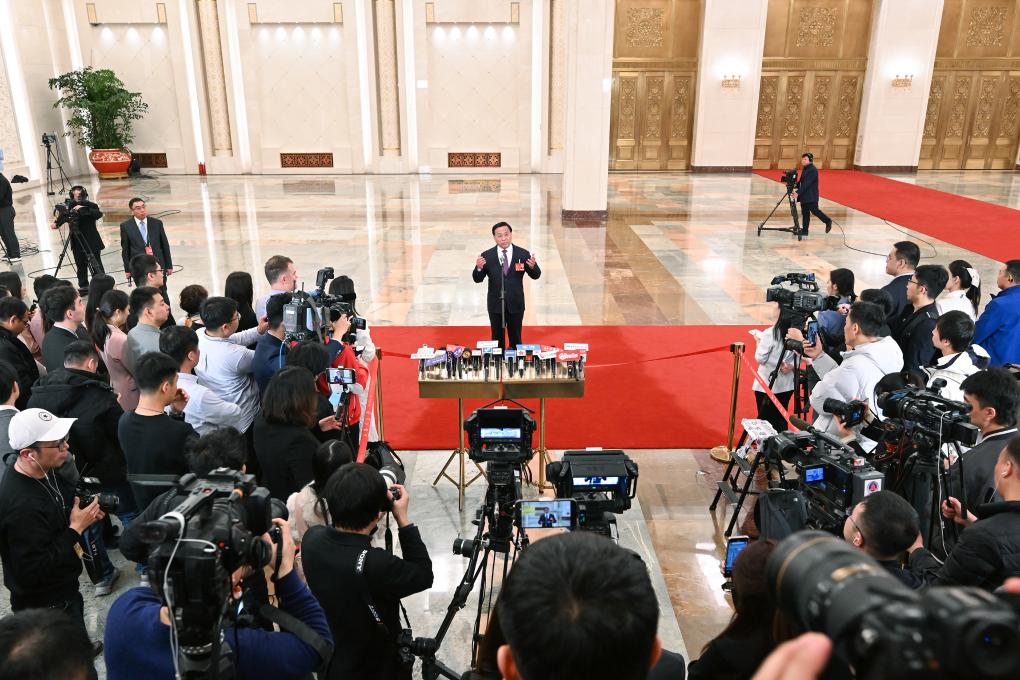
left=480, top=427, right=522, bottom=439
left=327, top=368, right=355, bottom=385
left=804, top=466, right=824, bottom=484
left=520, top=500, right=573, bottom=529
left=572, top=476, right=620, bottom=488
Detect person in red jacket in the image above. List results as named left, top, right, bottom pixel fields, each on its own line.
left=324, top=315, right=368, bottom=453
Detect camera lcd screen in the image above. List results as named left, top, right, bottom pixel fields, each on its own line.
left=572, top=476, right=619, bottom=487
left=519, top=499, right=574, bottom=529
left=480, top=427, right=522, bottom=439
left=804, top=465, right=825, bottom=484
left=326, top=368, right=356, bottom=385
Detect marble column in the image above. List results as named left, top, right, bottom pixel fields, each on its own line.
left=690, top=0, right=768, bottom=172
left=854, top=0, right=943, bottom=172
left=547, top=0, right=566, bottom=156
left=196, top=0, right=232, bottom=155
left=0, top=48, right=25, bottom=177
left=375, top=0, right=401, bottom=157
left=560, top=0, right=614, bottom=219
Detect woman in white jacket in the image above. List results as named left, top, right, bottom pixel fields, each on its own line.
left=936, top=259, right=981, bottom=321
left=751, top=305, right=798, bottom=433
left=924, top=310, right=989, bottom=402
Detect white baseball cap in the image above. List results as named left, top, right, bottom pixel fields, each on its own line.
left=9, top=408, right=76, bottom=451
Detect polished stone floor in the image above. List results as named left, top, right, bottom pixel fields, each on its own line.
left=3, top=169, right=1019, bottom=674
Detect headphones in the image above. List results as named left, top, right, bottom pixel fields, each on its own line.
left=68, top=185, right=88, bottom=201
left=802, top=152, right=814, bottom=162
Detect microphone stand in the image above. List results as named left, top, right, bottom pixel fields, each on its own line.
left=499, top=249, right=507, bottom=350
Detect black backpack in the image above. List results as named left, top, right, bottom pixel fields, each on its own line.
left=754, top=488, right=808, bottom=541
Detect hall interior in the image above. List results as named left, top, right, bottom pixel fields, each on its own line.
left=1, top=0, right=1020, bottom=674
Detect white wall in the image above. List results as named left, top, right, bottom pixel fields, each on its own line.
left=854, top=0, right=943, bottom=169
left=690, top=0, right=768, bottom=170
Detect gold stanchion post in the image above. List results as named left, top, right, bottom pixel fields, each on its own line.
left=433, top=397, right=485, bottom=511
left=710, top=342, right=744, bottom=463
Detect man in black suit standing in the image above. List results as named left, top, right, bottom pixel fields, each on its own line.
left=472, top=222, right=541, bottom=349
left=120, top=197, right=173, bottom=314
left=882, top=240, right=920, bottom=332
left=791, top=152, right=832, bottom=236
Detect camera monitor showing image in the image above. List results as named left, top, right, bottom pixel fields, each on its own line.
left=519, top=499, right=575, bottom=529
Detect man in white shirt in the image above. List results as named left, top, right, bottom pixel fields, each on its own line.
left=159, top=325, right=241, bottom=436
left=255, top=255, right=298, bottom=320
left=195, top=297, right=267, bottom=436
left=124, top=287, right=170, bottom=373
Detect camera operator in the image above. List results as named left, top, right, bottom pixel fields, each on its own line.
left=790, top=152, right=831, bottom=236
left=302, top=463, right=432, bottom=680
left=842, top=491, right=924, bottom=589
left=0, top=408, right=105, bottom=660
left=924, top=310, right=988, bottom=402
left=256, top=254, right=299, bottom=319
left=798, top=301, right=904, bottom=440
left=0, top=608, right=96, bottom=680
left=105, top=512, right=333, bottom=680
left=893, top=264, right=948, bottom=375
left=51, top=185, right=106, bottom=289
left=974, top=259, right=1020, bottom=366
left=254, top=293, right=289, bottom=394
left=325, top=313, right=369, bottom=450
left=907, top=435, right=1020, bottom=589
left=750, top=306, right=797, bottom=433
left=882, top=241, right=920, bottom=330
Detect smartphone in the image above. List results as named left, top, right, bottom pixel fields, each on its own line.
left=517, top=499, right=577, bottom=530
left=326, top=367, right=356, bottom=385
left=806, top=320, right=819, bottom=345
left=723, top=535, right=750, bottom=578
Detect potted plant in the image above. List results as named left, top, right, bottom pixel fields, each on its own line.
left=48, top=67, right=148, bottom=178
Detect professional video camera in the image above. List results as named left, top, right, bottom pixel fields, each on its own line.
left=139, top=469, right=287, bottom=678
left=877, top=384, right=979, bottom=450
left=781, top=168, right=798, bottom=192
left=765, top=272, right=833, bottom=319
left=546, top=449, right=638, bottom=537
left=765, top=430, right=884, bottom=534
left=282, top=267, right=366, bottom=343
left=769, top=531, right=1020, bottom=679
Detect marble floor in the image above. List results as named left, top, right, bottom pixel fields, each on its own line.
left=2, top=169, right=1018, bottom=675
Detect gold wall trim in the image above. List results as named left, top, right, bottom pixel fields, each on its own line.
left=934, top=58, right=1020, bottom=70
left=613, top=59, right=698, bottom=70
left=762, top=58, right=867, bottom=71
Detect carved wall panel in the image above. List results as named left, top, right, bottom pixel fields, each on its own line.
left=609, top=0, right=700, bottom=169
left=936, top=0, right=1020, bottom=59
left=765, top=0, right=873, bottom=60
left=756, top=76, right=778, bottom=138
left=196, top=0, right=232, bottom=154
left=796, top=7, right=838, bottom=48
left=966, top=6, right=1008, bottom=47
left=547, top=0, right=567, bottom=152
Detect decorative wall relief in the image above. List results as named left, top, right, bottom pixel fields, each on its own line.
left=924, top=76, right=945, bottom=138
left=972, top=76, right=998, bottom=138
left=670, top=76, right=690, bottom=140
left=618, top=77, right=637, bottom=139
left=756, top=76, right=778, bottom=138
left=796, top=7, right=838, bottom=48
left=280, top=153, right=335, bottom=168
left=625, top=8, right=664, bottom=49
left=448, top=152, right=501, bottom=167
left=547, top=0, right=567, bottom=152
left=196, top=0, right=232, bottom=153
left=375, top=0, right=401, bottom=155
left=834, top=76, right=857, bottom=138
left=782, top=76, right=805, bottom=138
left=1002, top=77, right=1020, bottom=139
left=965, top=6, right=1008, bottom=47
left=643, top=76, right=664, bottom=139
left=947, top=76, right=972, bottom=138
left=808, top=76, right=831, bottom=138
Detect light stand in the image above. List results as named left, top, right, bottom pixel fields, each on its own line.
left=41, top=134, right=70, bottom=196
left=756, top=183, right=802, bottom=241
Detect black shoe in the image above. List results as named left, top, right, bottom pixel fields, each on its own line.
left=824, top=220, right=832, bottom=234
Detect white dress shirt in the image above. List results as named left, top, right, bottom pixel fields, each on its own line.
left=936, top=289, right=977, bottom=321
left=195, top=326, right=262, bottom=432
left=255, top=289, right=288, bottom=320
left=174, top=371, right=243, bottom=436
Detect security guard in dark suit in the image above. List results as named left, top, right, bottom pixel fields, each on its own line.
left=792, top=152, right=832, bottom=236
left=472, top=221, right=541, bottom=349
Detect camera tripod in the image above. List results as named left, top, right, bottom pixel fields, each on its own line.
left=415, top=477, right=527, bottom=679
left=52, top=223, right=102, bottom=286
left=42, top=135, right=70, bottom=196
left=895, top=441, right=966, bottom=557
left=756, top=185, right=803, bottom=241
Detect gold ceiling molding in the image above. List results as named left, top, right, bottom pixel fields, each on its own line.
left=761, top=58, right=866, bottom=71
left=965, top=6, right=1008, bottom=48
left=934, top=57, right=1020, bottom=70
left=612, top=59, right=698, bottom=71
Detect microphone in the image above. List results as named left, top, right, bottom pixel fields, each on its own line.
left=790, top=416, right=811, bottom=431
left=789, top=416, right=855, bottom=454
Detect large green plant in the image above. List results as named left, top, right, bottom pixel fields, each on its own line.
left=48, top=67, right=148, bottom=149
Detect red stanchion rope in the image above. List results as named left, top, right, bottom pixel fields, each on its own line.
left=737, top=350, right=793, bottom=426
left=356, top=357, right=379, bottom=463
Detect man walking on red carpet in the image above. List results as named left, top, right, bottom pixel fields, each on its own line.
left=472, top=222, right=541, bottom=349
left=791, top=152, right=832, bottom=237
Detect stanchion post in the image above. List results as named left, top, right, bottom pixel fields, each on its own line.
left=374, top=349, right=385, bottom=440
left=710, top=342, right=744, bottom=464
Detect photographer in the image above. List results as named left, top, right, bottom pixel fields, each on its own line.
left=750, top=305, right=798, bottom=433
left=302, top=463, right=433, bottom=680
left=0, top=408, right=105, bottom=656
left=924, top=310, right=988, bottom=402
left=843, top=491, right=924, bottom=588
left=51, top=185, right=105, bottom=289
left=800, top=301, right=904, bottom=439
left=907, top=435, right=1020, bottom=589
left=893, top=264, right=948, bottom=375
left=105, top=514, right=333, bottom=680
left=325, top=313, right=369, bottom=450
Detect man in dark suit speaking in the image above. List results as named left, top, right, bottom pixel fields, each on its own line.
left=791, top=152, right=832, bottom=236
left=120, top=197, right=174, bottom=311
left=472, top=221, right=541, bottom=349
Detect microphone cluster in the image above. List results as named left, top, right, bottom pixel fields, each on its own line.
left=414, top=342, right=588, bottom=382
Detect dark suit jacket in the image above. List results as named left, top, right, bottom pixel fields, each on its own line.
left=796, top=163, right=820, bottom=203
left=0, top=326, right=38, bottom=409
left=882, top=274, right=912, bottom=330
left=471, top=245, right=541, bottom=315
left=119, top=216, right=172, bottom=273
left=947, top=429, right=1016, bottom=511
left=895, top=302, right=939, bottom=374
left=41, top=326, right=79, bottom=373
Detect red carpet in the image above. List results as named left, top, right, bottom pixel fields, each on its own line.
left=370, top=326, right=759, bottom=450
left=753, top=169, right=1020, bottom=261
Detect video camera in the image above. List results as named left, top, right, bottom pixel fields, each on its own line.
left=139, top=469, right=287, bottom=677
left=282, top=267, right=366, bottom=343
left=876, top=383, right=979, bottom=451
left=765, top=430, right=884, bottom=534
left=465, top=407, right=536, bottom=466
left=769, top=531, right=1020, bottom=679
left=765, top=272, right=832, bottom=318
left=781, top=168, right=798, bottom=192
left=546, top=449, right=638, bottom=537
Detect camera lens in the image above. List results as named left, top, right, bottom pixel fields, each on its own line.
left=452, top=537, right=476, bottom=557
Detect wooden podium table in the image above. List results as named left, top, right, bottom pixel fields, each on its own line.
left=419, top=377, right=585, bottom=509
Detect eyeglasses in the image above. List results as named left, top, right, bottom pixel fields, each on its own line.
left=34, top=438, right=69, bottom=451
left=846, top=507, right=866, bottom=541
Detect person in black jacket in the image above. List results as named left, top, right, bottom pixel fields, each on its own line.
left=51, top=185, right=106, bottom=288
left=791, top=152, right=831, bottom=236
left=908, top=434, right=1020, bottom=590
left=842, top=491, right=924, bottom=589
left=882, top=241, right=920, bottom=332
left=471, top=221, right=541, bottom=349
left=0, top=170, right=20, bottom=260
left=40, top=284, right=86, bottom=372
left=255, top=367, right=332, bottom=500
left=894, top=264, right=948, bottom=375
left=120, top=198, right=172, bottom=286
left=0, top=297, right=37, bottom=409
left=302, top=463, right=432, bottom=680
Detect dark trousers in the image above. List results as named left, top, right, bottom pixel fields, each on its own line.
left=0, top=205, right=19, bottom=257
left=755, top=390, right=794, bottom=434
left=799, top=201, right=830, bottom=232
left=488, top=309, right=523, bottom=349
left=70, top=236, right=105, bottom=288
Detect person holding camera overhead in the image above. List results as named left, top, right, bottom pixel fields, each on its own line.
left=302, top=462, right=433, bottom=680
left=51, top=185, right=106, bottom=289
left=0, top=408, right=106, bottom=670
